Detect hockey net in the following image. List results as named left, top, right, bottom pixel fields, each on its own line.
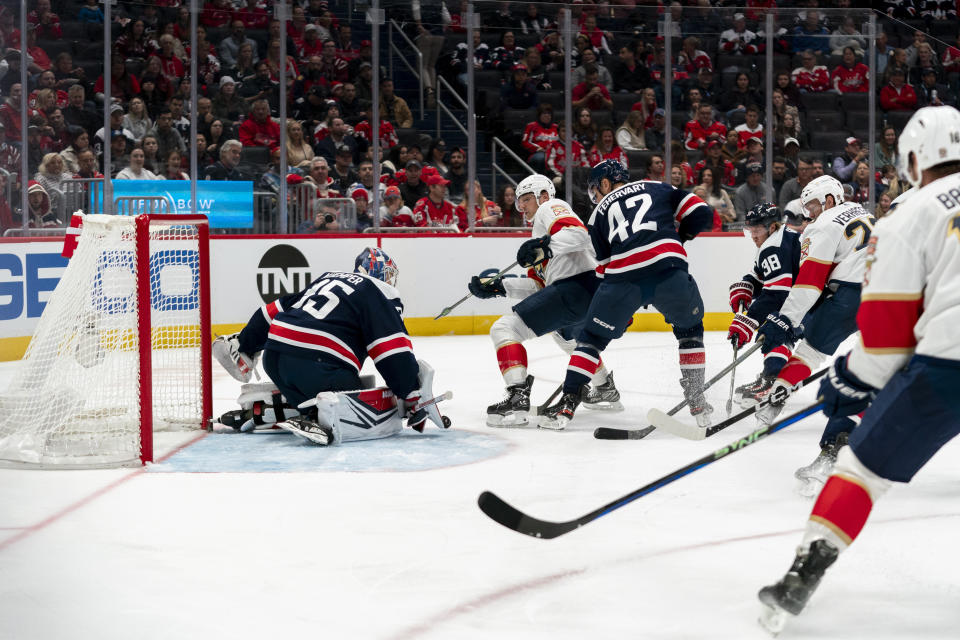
left=0, top=214, right=211, bottom=468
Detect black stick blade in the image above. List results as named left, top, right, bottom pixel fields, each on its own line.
left=593, top=425, right=657, bottom=440
left=477, top=491, right=581, bottom=539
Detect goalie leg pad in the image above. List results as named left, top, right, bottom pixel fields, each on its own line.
left=231, top=383, right=295, bottom=432
left=314, top=388, right=403, bottom=444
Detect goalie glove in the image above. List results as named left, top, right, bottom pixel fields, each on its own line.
left=819, top=355, right=875, bottom=418
left=516, top=234, right=553, bottom=268
left=468, top=275, right=506, bottom=299
left=401, top=360, right=448, bottom=432
left=212, top=333, right=259, bottom=382
left=756, top=312, right=800, bottom=354
left=728, top=280, right=754, bottom=313
left=727, top=313, right=759, bottom=349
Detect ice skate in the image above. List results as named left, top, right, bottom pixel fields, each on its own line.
left=758, top=539, right=839, bottom=635
left=277, top=415, right=335, bottom=446
left=680, top=374, right=713, bottom=427
left=213, top=333, right=257, bottom=382
left=755, top=382, right=790, bottom=426
left=582, top=372, right=624, bottom=412
left=795, top=433, right=849, bottom=497
left=734, top=373, right=775, bottom=408
left=486, top=375, right=533, bottom=427
left=539, top=389, right=582, bottom=430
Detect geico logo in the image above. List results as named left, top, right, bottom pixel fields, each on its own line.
left=0, top=252, right=68, bottom=321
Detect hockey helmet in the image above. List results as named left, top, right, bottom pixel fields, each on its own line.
left=354, top=247, right=399, bottom=287
left=897, top=106, right=960, bottom=188
left=514, top=173, right=555, bottom=213
left=587, top=159, right=630, bottom=204
left=744, top=202, right=781, bottom=228
left=800, top=175, right=844, bottom=215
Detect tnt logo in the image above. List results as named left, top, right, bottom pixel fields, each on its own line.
left=256, top=245, right=312, bottom=303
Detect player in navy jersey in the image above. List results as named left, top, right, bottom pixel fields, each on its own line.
left=541, top=159, right=716, bottom=429
left=727, top=202, right=803, bottom=406
left=212, top=247, right=446, bottom=445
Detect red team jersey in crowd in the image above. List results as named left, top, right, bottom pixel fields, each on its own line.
left=588, top=146, right=628, bottom=168
left=684, top=119, right=728, bottom=151
left=521, top=121, right=559, bottom=157
left=354, top=119, right=399, bottom=149
left=395, top=197, right=464, bottom=230
left=545, top=139, right=589, bottom=176
left=693, top=159, right=737, bottom=187
left=831, top=64, right=870, bottom=93
left=792, top=65, right=830, bottom=92
left=734, top=123, right=763, bottom=149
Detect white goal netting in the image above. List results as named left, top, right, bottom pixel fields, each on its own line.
left=0, top=214, right=210, bottom=468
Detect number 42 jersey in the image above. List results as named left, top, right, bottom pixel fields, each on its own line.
left=586, top=180, right=714, bottom=282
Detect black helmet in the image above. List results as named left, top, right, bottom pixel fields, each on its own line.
left=745, top=202, right=781, bottom=227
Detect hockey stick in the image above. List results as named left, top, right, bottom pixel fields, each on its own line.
left=535, top=384, right=563, bottom=416
left=647, top=368, right=827, bottom=441
left=593, top=340, right=764, bottom=440
left=434, top=260, right=520, bottom=320
left=725, top=342, right=739, bottom=415
left=478, top=401, right=824, bottom=539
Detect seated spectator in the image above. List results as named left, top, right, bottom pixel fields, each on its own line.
left=791, top=10, right=829, bottom=55
left=50, top=54, right=87, bottom=93
left=615, top=110, right=646, bottom=151
left=211, top=77, right=247, bottom=123
left=349, top=159, right=386, bottom=203
left=734, top=137, right=765, bottom=179
left=880, top=68, right=917, bottom=111
left=495, top=184, right=519, bottom=226
left=645, top=153, right=665, bottom=182
left=500, top=64, right=539, bottom=111
left=140, top=57, right=174, bottom=109
left=588, top=127, right=628, bottom=167
left=63, top=85, right=98, bottom=137
left=189, top=26, right=222, bottom=89
left=160, top=149, right=189, bottom=180
left=220, top=20, right=259, bottom=70
left=94, top=59, right=140, bottom=105
left=265, top=38, right=300, bottom=88
left=792, top=50, right=829, bottom=93
left=670, top=164, right=689, bottom=189
left=408, top=172, right=462, bottom=230
left=76, top=0, right=104, bottom=24
left=399, top=159, right=428, bottom=209
left=773, top=111, right=801, bottom=153
left=491, top=30, right=525, bottom=72
left=519, top=4, right=550, bottom=36
left=0, top=123, right=20, bottom=176
left=831, top=46, right=869, bottom=93
left=847, top=161, right=872, bottom=205
left=318, top=39, right=349, bottom=84
left=115, top=19, right=157, bottom=60
left=684, top=102, right=727, bottom=151
left=380, top=185, right=411, bottom=227
left=545, top=124, right=589, bottom=186
left=580, top=13, right=612, bottom=55
left=521, top=104, right=559, bottom=173
left=696, top=167, right=735, bottom=227
left=286, top=120, right=314, bottom=167
left=349, top=186, right=374, bottom=231
left=875, top=191, right=893, bottom=219
left=535, top=30, right=565, bottom=72
left=671, top=140, right=696, bottom=185
left=379, top=79, right=413, bottom=129
left=237, top=0, right=270, bottom=30
left=59, top=127, right=90, bottom=174
left=25, top=180, right=59, bottom=228
left=298, top=198, right=341, bottom=233
left=611, top=44, right=650, bottom=95
left=694, top=139, right=736, bottom=187
left=572, top=106, right=598, bottom=150
left=778, top=157, right=812, bottom=209
left=33, top=152, right=73, bottom=212
left=446, top=30, right=492, bottom=91
left=146, top=108, right=186, bottom=162
left=831, top=136, right=868, bottom=184
left=572, top=65, right=613, bottom=112
left=916, top=67, right=949, bottom=107
left=942, top=33, right=960, bottom=76
left=455, top=180, right=502, bottom=228
left=338, top=82, right=369, bottom=126
left=734, top=105, right=763, bottom=149
left=677, top=36, right=712, bottom=75
left=152, top=35, right=186, bottom=89
left=774, top=72, right=802, bottom=107
left=829, top=16, right=866, bottom=56
left=719, top=13, right=763, bottom=55
left=573, top=49, right=613, bottom=93
left=28, top=0, right=61, bottom=40
left=444, top=147, right=468, bottom=204
left=875, top=126, right=899, bottom=169
left=315, top=116, right=358, bottom=164
left=690, top=69, right=720, bottom=108
left=116, top=147, right=159, bottom=180
left=720, top=73, right=762, bottom=117
left=122, top=98, right=153, bottom=145
left=571, top=33, right=596, bottom=69
left=201, top=0, right=234, bottom=28
left=238, top=99, right=281, bottom=148
left=883, top=48, right=909, bottom=86
left=631, top=87, right=659, bottom=129
left=141, top=134, right=161, bottom=173
left=329, top=144, right=358, bottom=193
left=354, top=117, right=398, bottom=152
left=72, top=148, right=102, bottom=181
left=733, top=163, right=774, bottom=222
left=226, top=43, right=259, bottom=83
left=909, top=42, right=941, bottom=86
left=305, top=156, right=341, bottom=198
left=102, top=130, right=129, bottom=177
left=204, top=139, right=245, bottom=181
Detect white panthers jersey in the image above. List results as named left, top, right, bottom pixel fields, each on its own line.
left=848, top=171, right=960, bottom=388
left=780, top=200, right=875, bottom=326
left=526, top=197, right=597, bottom=287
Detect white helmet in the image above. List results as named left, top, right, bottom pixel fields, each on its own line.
left=897, top=106, right=960, bottom=188
left=514, top=173, right=555, bottom=212
left=800, top=175, right=845, bottom=211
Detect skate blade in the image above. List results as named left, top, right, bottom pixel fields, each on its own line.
left=795, top=477, right=825, bottom=499
left=486, top=411, right=530, bottom=428
left=277, top=422, right=331, bottom=446
left=758, top=601, right=790, bottom=636
left=537, top=415, right=568, bottom=431
left=582, top=400, right=624, bottom=412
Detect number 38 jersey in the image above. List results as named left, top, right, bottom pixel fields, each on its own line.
left=586, top=181, right=714, bottom=282
left=780, top=201, right=875, bottom=326
left=242, top=271, right=419, bottom=398
left=743, top=225, right=802, bottom=324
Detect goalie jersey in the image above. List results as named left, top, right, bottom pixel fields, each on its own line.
left=587, top=180, right=713, bottom=282
left=240, top=271, right=419, bottom=397
left=743, top=226, right=802, bottom=323
left=848, top=172, right=960, bottom=389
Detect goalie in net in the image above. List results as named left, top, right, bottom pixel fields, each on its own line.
left=212, top=247, right=448, bottom=446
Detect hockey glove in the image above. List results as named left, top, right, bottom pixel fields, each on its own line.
left=727, top=313, right=759, bottom=349
left=728, top=280, right=754, bottom=313
left=516, top=235, right=553, bottom=268
left=756, top=312, right=799, bottom=354
left=819, top=355, right=875, bottom=418
left=468, top=275, right=506, bottom=299
left=403, top=390, right=429, bottom=433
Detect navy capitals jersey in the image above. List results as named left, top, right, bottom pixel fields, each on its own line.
left=587, top=180, right=714, bottom=281
left=743, top=226, right=802, bottom=323
left=243, top=271, right=419, bottom=398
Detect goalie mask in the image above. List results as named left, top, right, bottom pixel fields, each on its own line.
left=355, top=247, right=399, bottom=287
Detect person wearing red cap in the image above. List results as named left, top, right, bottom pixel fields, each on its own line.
left=500, top=64, right=539, bottom=111
left=399, top=173, right=462, bottom=230
left=694, top=139, right=737, bottom=187
left=791, top=50, right=830, bottom=93
left=380, top=184, right=411, bottom=227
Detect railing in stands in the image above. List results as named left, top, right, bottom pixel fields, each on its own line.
left=436, top=77, right=470, bottom=141
left=388, top=19, right=425, bottom=120
left=490, top=136, right=534, bottom=200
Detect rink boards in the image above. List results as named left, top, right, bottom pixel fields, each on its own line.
left=0, top=233, right=751, bottom=361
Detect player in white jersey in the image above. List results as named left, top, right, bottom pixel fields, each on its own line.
left=468, top=174, right=620, bottom=428
left=755, top=175, right=875, bottom=457
left=758, top=105, right=960, bottom=635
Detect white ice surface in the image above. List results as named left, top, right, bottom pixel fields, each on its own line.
left=2, top=332, right=960, bottom=640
